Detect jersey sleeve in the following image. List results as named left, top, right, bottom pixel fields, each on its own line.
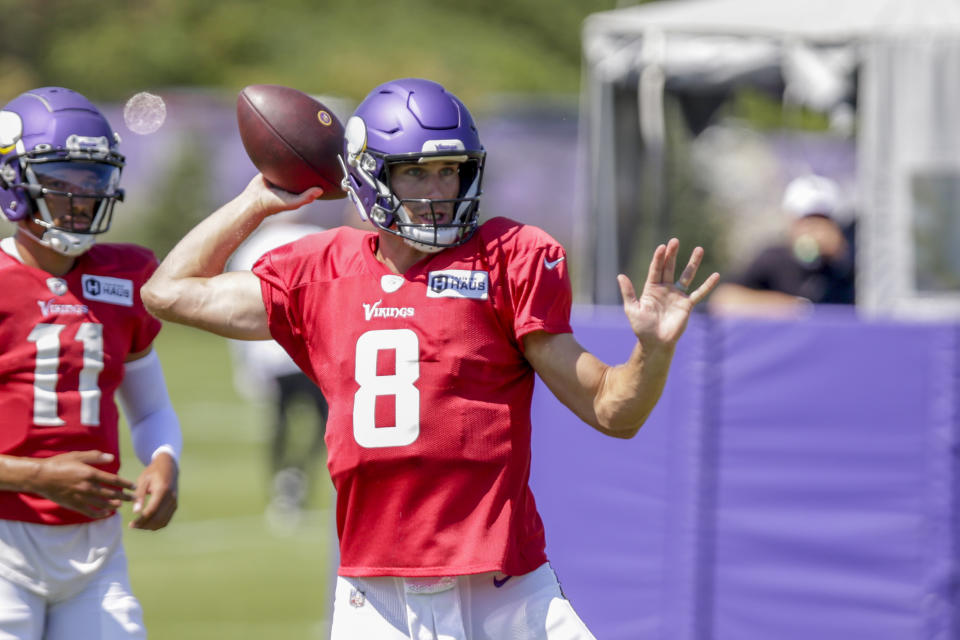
left=251, top=242, right=316, bottom=380
left=133, top=249, right=162, bottom=352
left=501, top=223, right=573, bottom=344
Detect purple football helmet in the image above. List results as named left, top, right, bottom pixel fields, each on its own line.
left=339, top=78, right=485, bottom=253
left=0, top=87, right=124, bottom=255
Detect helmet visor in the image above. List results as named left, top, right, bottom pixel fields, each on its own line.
left=30, top=161, right=122, bottom=233
left=32, top=161, right=121, bottom=197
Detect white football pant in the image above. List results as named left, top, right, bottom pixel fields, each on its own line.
left=0, top=515, right=144, bottom=640
left=330, top=562, right=595, bottom=640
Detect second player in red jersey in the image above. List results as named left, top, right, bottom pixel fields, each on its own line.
left=0, top=87, right=181, bottom=639
left=0, top=242, right=160, bottom=525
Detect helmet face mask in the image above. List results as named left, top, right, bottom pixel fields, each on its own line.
left=0, top=87, right=125, bottom=256
left=340, top=79, right=485, bottom=253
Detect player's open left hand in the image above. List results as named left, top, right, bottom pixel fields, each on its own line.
left=129, top=452, right=179, bottom=531
left=619, top=238, right=719, bottom=351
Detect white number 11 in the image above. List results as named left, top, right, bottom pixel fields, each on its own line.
left=27, top=322, right=104, bottom=426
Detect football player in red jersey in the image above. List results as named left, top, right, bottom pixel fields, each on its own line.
left=143, top=78, right=717, bottom=639
left=0, top=87, right=181, bottom=639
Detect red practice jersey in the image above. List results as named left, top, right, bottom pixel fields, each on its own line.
left=254, top=217, right=573, bottom=577
left=0, top=242, right=161, bottom=525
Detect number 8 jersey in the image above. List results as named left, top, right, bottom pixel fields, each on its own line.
left=254, top=217, right=573, bottom=578
left=0, top=239, right=161, bottom=525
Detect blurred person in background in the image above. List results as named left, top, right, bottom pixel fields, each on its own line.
left=227, top=214, right=328, bottom=532
left=0, top=87, right=181, bottom=639
left=142, top=77, right=718, bottom=640
left=708, top=173, right=854, bottom=315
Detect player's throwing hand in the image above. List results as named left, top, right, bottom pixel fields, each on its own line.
left=244, top=175, right=324, bottom=219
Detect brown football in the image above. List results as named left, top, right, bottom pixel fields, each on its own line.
left=236, top=84, right=346, bottom=198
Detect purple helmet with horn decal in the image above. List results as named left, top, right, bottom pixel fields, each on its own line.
left=339, top=78, right=485, bottom=253
left=0, top=87, right=124, bottom=255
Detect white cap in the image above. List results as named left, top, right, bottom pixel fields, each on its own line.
left=781, top=174, right=840, bottom=218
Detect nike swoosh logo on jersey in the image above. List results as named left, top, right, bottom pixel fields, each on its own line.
left=493, top=574, right=512, bottom=588
left=544, top=256, right=565, bottom=270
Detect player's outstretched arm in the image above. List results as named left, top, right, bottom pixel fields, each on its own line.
left=525, top=239, right=718, bottom=438
left=141, top=175, right=323, bottom=339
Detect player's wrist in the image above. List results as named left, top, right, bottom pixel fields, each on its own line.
left=634, top=335, right=675, bottom=364
left=150, top=447, right=180, bottom=469
left=235, top=186, right=278, bottom=221
left=14, top=456, right=45, bottom=494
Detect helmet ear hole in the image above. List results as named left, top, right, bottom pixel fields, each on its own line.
left=0, top=109, right=23, bottom=148
left=344, top=116, right=367, bottom=162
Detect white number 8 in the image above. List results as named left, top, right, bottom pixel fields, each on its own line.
left=353, top=329, right=420, bottom=448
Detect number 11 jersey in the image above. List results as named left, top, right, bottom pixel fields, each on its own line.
left=0, top=240, right=160, bottom=525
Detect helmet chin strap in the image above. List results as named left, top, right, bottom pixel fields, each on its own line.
left=402, top=235, right=447, bottom=254
left=401, top=225, right=461, bottom=254
left=18, top=223, right=95, bottom=256
left=393, top=204, right=458, bottom=254
left=43, top=228, right=96, bottom=256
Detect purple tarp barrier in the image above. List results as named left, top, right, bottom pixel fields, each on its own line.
left=530, top=307, right=959, bottom=640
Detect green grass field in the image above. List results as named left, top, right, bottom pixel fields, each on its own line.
left=118, top=322, right=336, bottom=639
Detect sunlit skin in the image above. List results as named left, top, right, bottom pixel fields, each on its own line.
left=375, top=160, right=461, bottom=272
left=389, top=160, right=460, bottom=223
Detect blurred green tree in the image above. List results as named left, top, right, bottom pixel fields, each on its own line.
left=0, top=0, right=640, bottom=103
left=126, top=137, right=212, bottom=258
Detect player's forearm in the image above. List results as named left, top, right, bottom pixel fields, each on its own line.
left=526, top=331, right=672, bottom=439
left=593, top=340, right=675, bottom=438
left=0, top=455, right=42, bottom=493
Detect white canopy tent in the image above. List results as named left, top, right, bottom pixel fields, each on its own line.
left=578, top=0, right=960, bottom=317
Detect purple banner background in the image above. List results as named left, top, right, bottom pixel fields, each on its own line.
left=531, top=307, right=959, bottom=639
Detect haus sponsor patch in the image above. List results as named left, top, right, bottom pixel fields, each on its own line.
left=427, top=270, right=489, bottom=300
left=81, top=274, right=134, bottom=307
